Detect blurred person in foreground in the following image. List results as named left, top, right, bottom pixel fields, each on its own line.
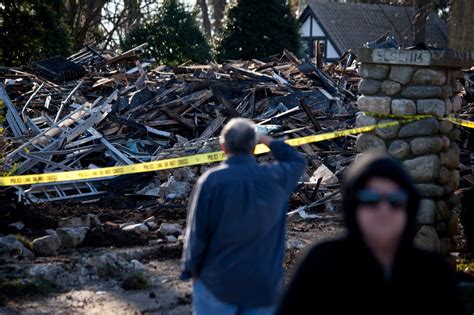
left=181, top=118, right=306, bottom=315
left=277, top=152, right=465, bottom=315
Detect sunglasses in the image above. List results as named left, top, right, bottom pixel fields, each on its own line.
left=356, top=189, right=408, bottom=209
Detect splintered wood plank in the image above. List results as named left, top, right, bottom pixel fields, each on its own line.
left=160, top=107, right=195, bottom=130
left=145, top=119, right=180, bottom=127
left=300, top=100, right=322, bottom=132
left=198, top=112, right=226, bottom=140
left=211, top=86, right=240, bottom=117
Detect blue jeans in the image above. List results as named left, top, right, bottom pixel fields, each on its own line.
left=192, top=280, right=276, bottom=315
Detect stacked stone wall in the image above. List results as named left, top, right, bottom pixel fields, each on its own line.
left=356, top=62, right=464, bottom=254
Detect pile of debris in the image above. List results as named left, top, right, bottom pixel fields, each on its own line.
left=2, top=43, right=473, bottom=219
left=0, top=44, right=360, bottom=209
left=0, top=44, right=367, bottom=268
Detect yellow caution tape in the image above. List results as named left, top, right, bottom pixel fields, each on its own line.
left=0, top=151, right=230, bottom=186
left=443, top=116, right=474, bottom=129
left=255, top=118, right=421, bottom=154
left=0, top=117, right=425, bottom=186
left=364, top=112, right=432, bottom=120
left=364, top=112, right=474, bottom=129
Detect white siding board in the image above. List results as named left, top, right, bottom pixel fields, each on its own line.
left=311, top=18, right=325, bottom=37
left=327, top=40, right=339, bottom=59
left=301, top=17, right=311, bottom=36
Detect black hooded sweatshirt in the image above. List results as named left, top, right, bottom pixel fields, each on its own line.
left=277, top=153, right=465, bottom=315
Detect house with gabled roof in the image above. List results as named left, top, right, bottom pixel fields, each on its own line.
left=298, top=1, right=448, bottom=62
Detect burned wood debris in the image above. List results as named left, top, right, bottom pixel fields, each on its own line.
left=0, top=44, right=397, bottom=213
left=2, top=44, right=474, bottom=220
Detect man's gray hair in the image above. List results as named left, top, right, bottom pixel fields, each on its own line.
left=220, top=118, right=257, bottom=155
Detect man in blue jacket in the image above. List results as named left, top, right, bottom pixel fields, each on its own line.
left=181, top=118, right=306, bottom=315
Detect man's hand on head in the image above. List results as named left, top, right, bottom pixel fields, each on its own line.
left=257, top=134, right=273, bottom=146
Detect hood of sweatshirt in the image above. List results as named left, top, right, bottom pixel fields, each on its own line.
left=341, top=152, right=420, bottom=250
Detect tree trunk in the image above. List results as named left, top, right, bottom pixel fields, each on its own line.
left=197, top=0, right=212, bottom=38
left=64, top=0, right=108, bottom=49
left=449, top=0, right=474, bottom=53
left=124, top=0, right=141, bottom=31
left=289, top=0, right=298, bottom=16
left=213, top=0, right=226, bottom=34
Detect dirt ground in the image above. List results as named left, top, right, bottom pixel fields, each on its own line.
left=0, top=257, right=192, bottom=315
left=1, top=199, right=474, bottom=314
left=0, top=200, right=344, bottom=315
left=1, top=192, right=474, bottom=314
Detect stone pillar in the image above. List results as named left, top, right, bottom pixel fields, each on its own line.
left=355, top=48, right=474, bottom=254
left=0, top=99, right=5, bottom=175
